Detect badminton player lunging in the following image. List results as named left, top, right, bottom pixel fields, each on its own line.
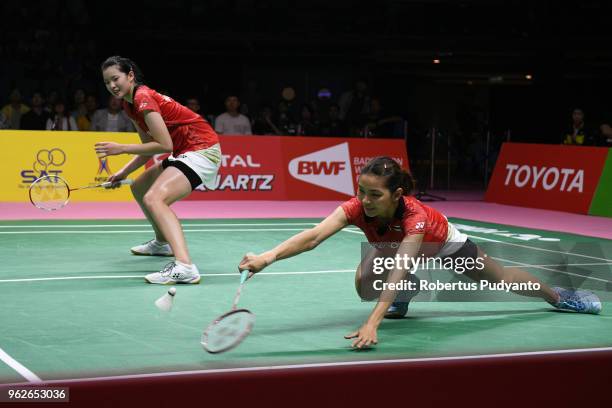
left=96, top=56, right=221, bottom=284
left=239, top=156, right=601, bottom=349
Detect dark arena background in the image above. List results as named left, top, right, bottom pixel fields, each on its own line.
left=1, top=1, right=611, bottom=407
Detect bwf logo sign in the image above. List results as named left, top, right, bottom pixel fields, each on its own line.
left=288, top=143, right=354, bottom=196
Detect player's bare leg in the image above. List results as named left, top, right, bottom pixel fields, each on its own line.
left=142, top=166, right=193, bottom=264
left=464, top=247, right=560, bottom=304
left=131, top=162, right=165, bottom=241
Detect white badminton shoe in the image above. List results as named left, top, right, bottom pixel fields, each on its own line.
left=131, top=239, right=174, bottom=256
left=145, top=261, right=201, bottom=284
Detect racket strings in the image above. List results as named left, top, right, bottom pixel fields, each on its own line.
left=29, top=177, right=70, bottom=211
left=203, top=310, right=255, bottom=353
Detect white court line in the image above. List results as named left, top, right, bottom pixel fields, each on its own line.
left=0, top=228, right=307, bottom=235
left=492, top=256, right=612, bottom=284
left=467, top=234, right=612, bottom=263
left=1, top=260, right=608, bottom=284
left=5, top=346, right=612, bottom=387
left=340, top=229, right=611, bottom=283
left=0, top=269, right=355, bottom=284
left=0, top=346, right=41, bottom=383
left=340, top=228, right=612, bottom=263
left=0, top=223, right=317, bottom=228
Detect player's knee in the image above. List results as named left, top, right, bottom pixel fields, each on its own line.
left=142, top=190, right=163, bottom=209
left=355, top=264, right=379, bottom=301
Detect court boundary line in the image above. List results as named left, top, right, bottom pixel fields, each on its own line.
left=0, top=228, right=309, bottom=234
left=340, top=229, right=612, bottom=262
left=0, top=269, right=355, bottom=284
left=0, top=260, right=608, bottom=284
left=0, top=347, right=41, bottom=383
left=4, top=346, right=611, bottom=386
left=492, top=256, right=612, bottom=284
left=0, top=222, right=317, bottom=228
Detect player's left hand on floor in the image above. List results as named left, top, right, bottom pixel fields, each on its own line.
left=344, top=323, right=378, bottom=349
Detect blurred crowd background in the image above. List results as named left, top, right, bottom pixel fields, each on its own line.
left=2, top=1, right=612, bottom=187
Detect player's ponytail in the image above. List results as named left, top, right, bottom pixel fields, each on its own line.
left=101, top=56, right=145, bottom=85
left=360, top=156, right=415, bottom=196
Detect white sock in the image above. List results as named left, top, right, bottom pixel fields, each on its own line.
left=175, top=260, right=194, bottom=270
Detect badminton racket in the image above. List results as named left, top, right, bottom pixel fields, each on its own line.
left=201, top=270, right=255, bottom=353
left=29, top=175, right=133, bottom=211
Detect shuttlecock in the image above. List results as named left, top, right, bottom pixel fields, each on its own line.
left=155, top=287, right=176, bottom=312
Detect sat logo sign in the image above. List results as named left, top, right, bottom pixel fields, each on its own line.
left=288, top=142, right=354, bottom=196
left=20, top=148, right=66, bottom=184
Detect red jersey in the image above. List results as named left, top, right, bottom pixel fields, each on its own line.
left=341, top=196, right=449, bottom=250
left=122, top=85, right=219, bottom=156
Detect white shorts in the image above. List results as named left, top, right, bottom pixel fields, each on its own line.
left=436, top=220, right=469, bottom=258
left=161, top=144, right=221, bottom=190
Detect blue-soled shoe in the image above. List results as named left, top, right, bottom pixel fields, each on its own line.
left=552, top=287, right=602, bottom=315
left=385, top=301, right=409, bottom=319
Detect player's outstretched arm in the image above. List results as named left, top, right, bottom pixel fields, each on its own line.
left=239, top=206, right=349, bottom=274
left=345, top=233, right=424, bottom=349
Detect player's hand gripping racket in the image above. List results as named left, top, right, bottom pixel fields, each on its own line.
left=29, top=175, right=133, bottom=211
left=201, top=270, right=255, bottom=353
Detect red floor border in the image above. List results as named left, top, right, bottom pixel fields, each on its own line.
left=3, top=349, right=611, bottom=407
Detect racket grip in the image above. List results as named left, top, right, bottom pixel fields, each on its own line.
left=240, top=270, right=250, bottom=285
left=101, top=179, right=134, bottom=188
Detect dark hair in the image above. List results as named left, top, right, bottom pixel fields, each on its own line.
left=360, top=156, right=414, bottom=196
left=100, top=56, right=145, bottom=85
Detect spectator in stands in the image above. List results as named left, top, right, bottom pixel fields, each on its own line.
left=278, top=86, right=300, bottom=126
left=277, top=101, right=298, bottom=136
left=297, top=104, right=321, bottom=136
left=46, top=100, right=78, bottom=131
left=360, top=96, right=404, bottom=138
left=44, top=90, right=59, bottom=114
left=1, top=89, right=30, bottom=129
left=20, top=92, right=49, bottom=130
left=91, top=95, right=134, bottom=132
left=312, top=87, right=333, bottom=127
left=185, top=97, right=203, bottom=118
left=214, top=94, right=252, bottom=135
left=70, top=88, right=87, bottom=119
left=563, top=108, right=593, bottom=146
left=75, top=94, right=98, bottom=131
left=338, top=79, right=370, bottom=135
left=596, top=123, right=612, bottom=147
left=320, top=103, right=348, bottom=137
left=0, top=112, right=9, bottom=129
left=240, top=79, right=262, bottom=119
left=252, top=105, right=281, bottom=135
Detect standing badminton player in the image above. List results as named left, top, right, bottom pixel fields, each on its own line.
left=239, top=156, right=602, bottom=348
left=95, top=56, right=221, bottom=284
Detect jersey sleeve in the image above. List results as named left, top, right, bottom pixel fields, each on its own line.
left=340, top=197, right=362, bottom=225
left=134, top=88, right=161, bottom=115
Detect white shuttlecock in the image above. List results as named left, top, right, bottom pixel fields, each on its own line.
left=155, top=287, right=176, bottom=312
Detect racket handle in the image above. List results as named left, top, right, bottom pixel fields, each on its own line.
left=240, top=270, right=250, bottom=285
left=100, top=179, right=134, bottom=188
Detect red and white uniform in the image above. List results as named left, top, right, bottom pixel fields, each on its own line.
left=341, top=195, right=453, bottom=255
left=123, top=85, right=218, bottom=157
